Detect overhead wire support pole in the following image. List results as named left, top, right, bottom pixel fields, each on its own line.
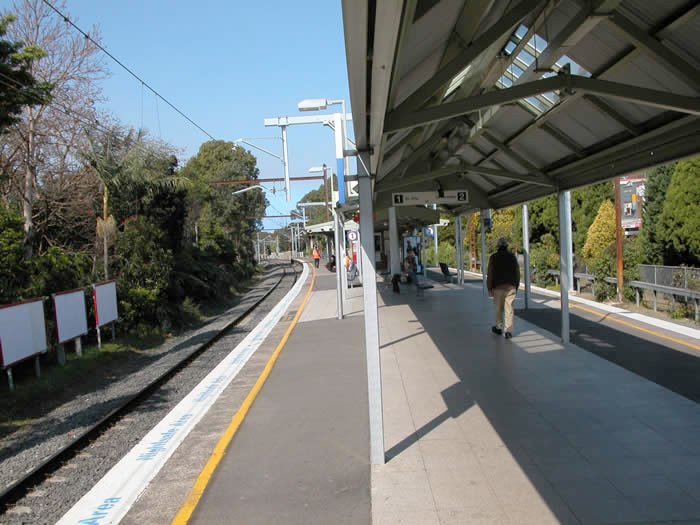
left=331, top=208, right=344, bottom=320
left=281, top=126, right=290, bottom=201
left=264, top=112, right=353, bottom=204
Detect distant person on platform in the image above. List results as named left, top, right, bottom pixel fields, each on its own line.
left=312, top=245, right=321, bottom=268
left=486, top=237, right=520, bottom=340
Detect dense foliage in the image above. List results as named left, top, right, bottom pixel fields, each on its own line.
left=0, top=14, right=49, bottom=132
left=0, top=2, right=265, bottom=339
left=582, top=200, right=615, bottom=263
left=657, top=159, right=700, bottom=266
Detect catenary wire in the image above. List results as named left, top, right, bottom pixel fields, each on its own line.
left=40, top=0, right=217, bottom=141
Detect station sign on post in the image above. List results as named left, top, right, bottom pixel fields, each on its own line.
left=392, top=190, right=468, bottom=206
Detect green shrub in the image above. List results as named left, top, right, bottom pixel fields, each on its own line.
left=0, top=204, right=29, bottom=302
left=27, top=247, right=91, bottom=298
left=115, top=217, right=174, bottom=331
left=530, top=233, right=559, bottom=286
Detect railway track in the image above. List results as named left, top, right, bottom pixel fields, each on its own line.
left=0, top=261, right=300, bottom=524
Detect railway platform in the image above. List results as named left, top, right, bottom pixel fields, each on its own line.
left=126, top=261, right=700, bottom=524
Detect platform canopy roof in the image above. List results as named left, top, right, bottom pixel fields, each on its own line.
left=341, top=0, right=700, bottom=215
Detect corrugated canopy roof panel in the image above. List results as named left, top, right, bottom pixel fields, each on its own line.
left=342, top=0, right=700, bottom=215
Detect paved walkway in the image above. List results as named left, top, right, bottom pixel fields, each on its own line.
left=128, top=262, right=700, bottom=524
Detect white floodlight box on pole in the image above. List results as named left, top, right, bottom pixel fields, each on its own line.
left=334, top=113, right=346, bottom=204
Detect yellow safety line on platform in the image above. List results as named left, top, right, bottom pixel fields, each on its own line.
left=172, top=263, right=317, bottom=525
left=570, top=303, right=700, bottom=352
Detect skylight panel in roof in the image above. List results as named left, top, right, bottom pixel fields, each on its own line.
left=444, top=65, right=472, bottom=98
left=556, top=55, right=591, bottom=77
left=517, top=49, right=535, bottom=67
left=525, top=96, right=548, bottom=112
left=515, top=24, right=528, bottom=40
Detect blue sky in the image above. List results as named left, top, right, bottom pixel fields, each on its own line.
left=4, top=0, right=352, bottom=231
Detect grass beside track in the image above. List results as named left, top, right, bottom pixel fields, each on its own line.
left=0, top=278, right=257, bottom=441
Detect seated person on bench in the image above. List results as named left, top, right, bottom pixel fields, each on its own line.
left=439, top=262, right=455, bottom=281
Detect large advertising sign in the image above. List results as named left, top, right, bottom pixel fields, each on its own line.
left=620, top=176, right=645, bottom=232
left=0, top=299, right=48, bottom=368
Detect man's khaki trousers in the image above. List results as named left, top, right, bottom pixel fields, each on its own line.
left=493, top=286, right=517, bottom=332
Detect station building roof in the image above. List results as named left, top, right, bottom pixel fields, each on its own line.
left=341, top=0, right=700, bottom=215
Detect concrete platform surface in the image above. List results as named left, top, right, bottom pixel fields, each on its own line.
left=375, top=277, right=700, bottom=524
left=190, top=270, right=371, bottom=525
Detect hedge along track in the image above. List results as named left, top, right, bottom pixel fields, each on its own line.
left=0, top=260, right=300, bottom=512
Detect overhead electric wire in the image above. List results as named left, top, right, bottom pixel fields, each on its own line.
left=40, top=0, right=217, bottom=141
left=0, top=73, right=159, bottom=158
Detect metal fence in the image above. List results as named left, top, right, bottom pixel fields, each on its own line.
left=639, top=265, right=700, bottom=291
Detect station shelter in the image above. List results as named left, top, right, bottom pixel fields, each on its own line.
left=338, top=0, right=700, bottom=464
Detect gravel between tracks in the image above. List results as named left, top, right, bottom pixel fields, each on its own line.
left=0, top=262, right=297, bottom=524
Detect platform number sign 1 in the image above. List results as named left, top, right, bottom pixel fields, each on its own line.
left=394, top=194, right=404, bottom=204
left=457, top=191, right=467, bottom=202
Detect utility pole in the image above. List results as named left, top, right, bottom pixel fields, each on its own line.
left=614, top=177, right=624, bottom=302
left=323, top=164, right=330, bottom=220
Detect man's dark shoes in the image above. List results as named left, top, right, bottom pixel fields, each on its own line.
left=492, top=326, right=502, bottom=336
left=504, top=332, right=513, bottom=339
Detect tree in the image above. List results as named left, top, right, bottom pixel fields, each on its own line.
left=571, top=181, right=614, bottom=256
left=84, top=126, right=186, bottom=278
left=0, top=202, right=29, bottom=301
left=657, top=158, right=700, bottom=266
left=639, top=163, right=675, bottom=264
left=1, top=0, right=106, bottom=254
left=582, top=200, right=616, bottom=263
left=0, top=14, right=49, bottom=133
left=526, top=195, right=558, bottom=245
left=486, top=206, right=518, bottom=254
left=181, top=140, right=265, bottom=261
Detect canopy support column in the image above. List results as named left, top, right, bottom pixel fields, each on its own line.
left=455, top=214, right=463, bottom=285
left=563, top=191, right=574, bottom=292
left=358, top=153, right=384, bottom=465
left=388, top=207, right=401, bottom=276
left=522, top=203, right=531, bottom=309
left=480, top=210, right=488, bottom=294
left=558, top=191, right=571, bottom=343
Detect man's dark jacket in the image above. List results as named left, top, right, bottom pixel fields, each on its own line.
left=487, top=247, right=520, bottom=290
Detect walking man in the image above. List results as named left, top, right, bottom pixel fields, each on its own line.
left=487, top=238, right=520, bottom=339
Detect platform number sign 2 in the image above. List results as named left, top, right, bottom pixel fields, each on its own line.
left=457, top=191, right=467, bottom=202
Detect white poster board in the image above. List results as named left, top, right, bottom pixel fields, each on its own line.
left=93, top=281, right=118, bottom=327
left=53, top=289, right=88, bottom=344
left=0, top=299, right=48, bottom=368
